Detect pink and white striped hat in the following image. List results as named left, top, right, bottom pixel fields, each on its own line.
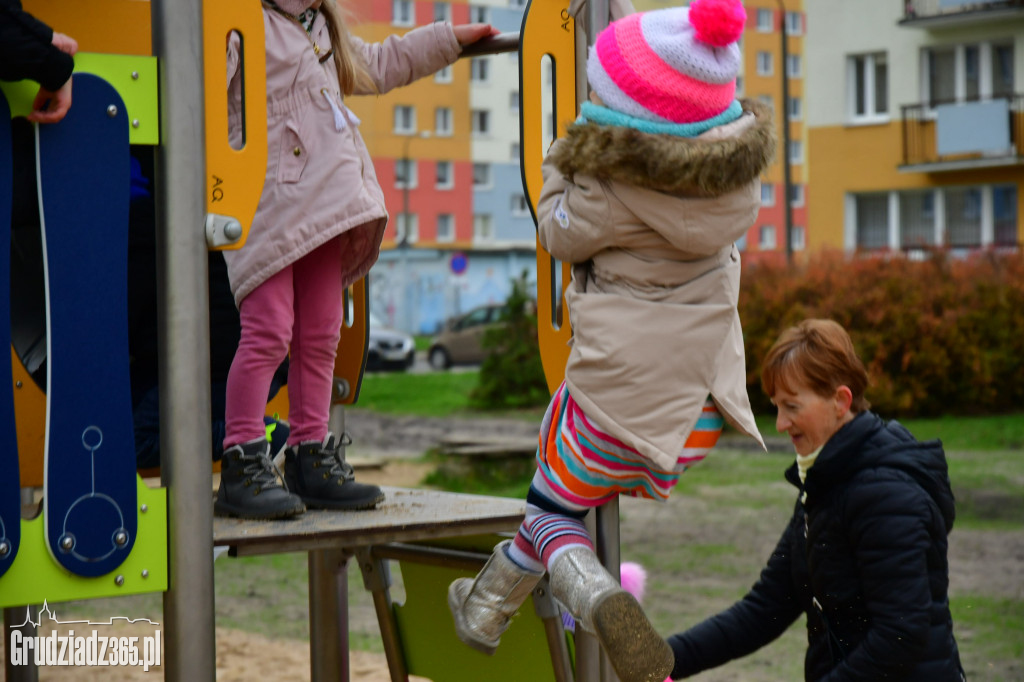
left=587, top=0, right=747, bottom=125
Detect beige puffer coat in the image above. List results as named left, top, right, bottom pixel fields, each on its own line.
left=224, top=9, right=460, bottom=305
left=536, top=100, right=776, bottom=471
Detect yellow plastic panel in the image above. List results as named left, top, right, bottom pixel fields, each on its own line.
left=12, top=348, right=45, bottom=489
left=204, top=0, right=267, bottom=251
left=521, top=0, right=577, bottom=391
left=22, top=0, right=152, bottom=57
left=333, top=278, right=369, bottom=406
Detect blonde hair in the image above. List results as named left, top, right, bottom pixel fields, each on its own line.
left=319, top=0, right=377, bottom=95
left=761, top=319, right=870, bottom=413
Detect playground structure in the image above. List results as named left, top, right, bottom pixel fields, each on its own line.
left=0, top=0, right=628, bottom=680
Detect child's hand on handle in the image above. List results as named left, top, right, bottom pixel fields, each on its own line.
left=453, top=23, right=500, bottom=49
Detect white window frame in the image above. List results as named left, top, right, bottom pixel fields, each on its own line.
left=396, top=212, right=419, bottom=244
left=848, top=52, right=889, bottom=124
left=785, top=11, right=802, bottom=36
left=756, top=8, right=773, bottom=32
left=395, top=158, right=417, bottom=189
left=392, top=0, right=414, bottom=27
left=470, top=6, right=489, bottom=23
left=509, top=0, right=527, bottom=8
left=472, top=162, right=492, bottom=189
left=510, top=90, right=520, bottom=112
left=922, top=41, right=1014, bottom=108
left=471, top=109, right=491, bottom=136
left=759, top=224, right=777, bottom=250
left=435, top=160, right=454, bottom=189
left=787, top=96, right=802, bottom=121
left=757, top=51, right=773, bottom=76
left=435, top=64, right=453, bottom=84
left=791, top=225, right=806, bottom=251
left=435, top=106, right=453, bottom=136
left=473, top=213, right=494, bottom=241
left=510, top=142, right=520, bottom=162
left=789, top=184, right=805, bottom=208
left=471, top=58, right=490, bottom=83
left=433, top=2, right=451, bottom=22
left=511, top=194, right=530, bottom=217
left=761, top=182, right=776, bottom=207
left=394, top=105, right=416, bottom=134
left=790, top=140, right=804, bottom=165
left=786, top=54, right=802, bottom=78
left=436, top=213, right=455, bottom=243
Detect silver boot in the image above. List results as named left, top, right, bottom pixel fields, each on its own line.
left=548, top=546, right=673, bottom=682
left=448, top=540, right=544, bottom=655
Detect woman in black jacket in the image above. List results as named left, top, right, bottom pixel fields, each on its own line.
left=668, top=319, right=965, bottom=681
left=0, top=0, right=76, bottom=122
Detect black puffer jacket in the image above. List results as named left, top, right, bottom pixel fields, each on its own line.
left=668, top=411, right=965, bottom=681
left=0, top=0, right=74, bottom=90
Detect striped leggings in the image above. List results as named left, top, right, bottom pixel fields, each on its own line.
left=507, top=382, right=723, bottom=573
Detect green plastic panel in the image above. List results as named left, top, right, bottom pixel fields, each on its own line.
left=0, top=53, right=159, bottom=145
left=0, top=477, right=167, bottom=608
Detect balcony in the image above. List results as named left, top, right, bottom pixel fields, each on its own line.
left=900, top=94, right=1024, bottom=172
left=900, top=0, right=1024, bottom=27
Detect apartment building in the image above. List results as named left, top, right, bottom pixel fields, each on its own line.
left=805, top=0, right=1023, bottom=255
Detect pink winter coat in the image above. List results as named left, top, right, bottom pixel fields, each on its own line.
left=224, top=10, right=460, bottom=305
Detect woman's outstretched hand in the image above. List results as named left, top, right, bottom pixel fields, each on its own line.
left=452, top=23, right=500, bottom=47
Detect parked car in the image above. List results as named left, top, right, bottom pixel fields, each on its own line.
left=366, top=313, right=415, bottom=371
left=427, top=303, right=506, bottom=369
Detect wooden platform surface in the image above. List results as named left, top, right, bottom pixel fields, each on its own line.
left=213, top=487, right=525, bottom=557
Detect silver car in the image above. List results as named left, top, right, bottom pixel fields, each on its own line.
left=366, top=313, right=415, bottom=371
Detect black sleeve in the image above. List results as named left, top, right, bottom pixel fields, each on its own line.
left=667, top=513, right=805, bottom=679
left=0, top=0, right=74, bottom=90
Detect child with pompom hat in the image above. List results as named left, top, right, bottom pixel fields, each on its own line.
left=448, top=2, right=774, bottom=680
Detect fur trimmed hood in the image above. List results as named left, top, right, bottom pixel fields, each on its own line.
left=549, top=99, right=776, bottom=197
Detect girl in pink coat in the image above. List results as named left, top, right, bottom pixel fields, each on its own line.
left=448, top=2, right=775, bottom=681
left=214, top=0, right=495, bottom=520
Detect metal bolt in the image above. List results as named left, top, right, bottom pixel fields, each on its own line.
left=0, top=541, right=9, bottom=557
left=132, top=119, right=140, bottom=128
left=114, top=575, right=125, bottom=586
left=60, top=535, right=74, bottom=551
left=107, top=104, right=118, bottom=117
left=141, top=569, right=149, bottom=579
left=131, top=71, right=139, bottom=80
left=140, top=504, right=148, bottom=513
left=223, top=220, right=243, bottom=241
left=15, top=381, right=21, bottom=389
left=114, top=530, right=129, bottom=546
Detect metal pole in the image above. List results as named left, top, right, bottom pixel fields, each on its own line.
left=777, top=0, right=794, bottom=264
left=151, top=2, right=216, bottom=680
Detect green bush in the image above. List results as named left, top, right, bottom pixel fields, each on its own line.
left=471, top=271, right=550, bottom=409
left=739, top=251, right=1024, bottom=418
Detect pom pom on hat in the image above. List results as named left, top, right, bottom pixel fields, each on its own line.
left=690, top=0, right=747, bottom=47
left=620, top=561, right=648, bottom=603
left=586, top=2, right=745, bottom=126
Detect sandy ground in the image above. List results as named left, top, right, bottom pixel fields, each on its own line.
left=5, top=408, right=1021, bottom=681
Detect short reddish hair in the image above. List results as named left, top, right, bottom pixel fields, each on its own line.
left=761, top=319, right=870, bottom=413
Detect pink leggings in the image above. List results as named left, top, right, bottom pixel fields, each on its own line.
left=224, top=237, right=343, bottom=448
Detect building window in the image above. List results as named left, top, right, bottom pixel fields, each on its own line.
left=509, top=0, right=527, bottom=7
left=788, top=184, right=805, bottom=207
left=786, top=54, right=802, bottom=78
left=926, top=42, right=1016, bottom=106
left=435, top=107, right=453, bottom=136
left=394, top=105, right=416, bottom=133
left=756, top=8, right=773, bottom=32
left=899, top=191, right=936, bottom=250
left=787, top=96, right=802, bottom=121
left=791, top=225, right=806, bottom=251
left=433, top=2, right=451, bottom=22
left=848, top=53, right=888, bottom=122
left=435, top=160, right=453, bottom=189
left=472, top=109, right=491, bottom=135
left=855, top=194, right=890, bottom=250
left=392, top=0, right=414, bottom=27
left=471, top=58, right=490, bottom=83
left=435, top=64, right=452, bottom=84
left=510, top=142, right=520, bottom=162
left=470, top=6, right=489, bottom=23
left=396, top=213, right=419, bottom=243
left=761, top=183, right=776, bottom=207
left=436, top=213, right=454, bottom=242
left=735, top=75, right=744, bottom=97
left=945, top=187, right=983, bottom=247
left=511, top=194, right=530, bottom=216
left=757, top=51, right=773, bottom=76
left=395, top=158, right=417, bottom=189
left=994, top=185, right=1018, bottom=246
left=472, top=162, right=491, bottom=188
left=473, top=213, right=494, bottom=241
left=789, top=140, right=803, bottom=164
left=759, top=225, right=777, bottom=250
left=510, top=90, right=520, bottom=112
left=785, top=11, right=802, bottom=35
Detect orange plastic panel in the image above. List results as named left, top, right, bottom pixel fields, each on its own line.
left=22, top=0, right=152, bottom=56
